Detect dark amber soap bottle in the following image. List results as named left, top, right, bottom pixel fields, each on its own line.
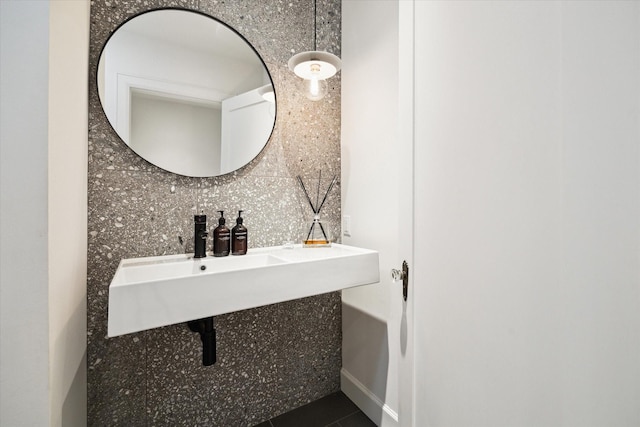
left=212, top=210, right=230, bottom=257
left=231, top=210, right=247, bottom=255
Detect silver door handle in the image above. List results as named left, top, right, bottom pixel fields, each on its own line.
left=391, top=261, right=409, bottom=301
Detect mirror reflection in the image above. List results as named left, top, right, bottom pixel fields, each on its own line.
left=97, top=9, right=276, bottom=177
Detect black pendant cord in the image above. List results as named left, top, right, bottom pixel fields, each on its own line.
left=313, top=0, right=317, bottom=51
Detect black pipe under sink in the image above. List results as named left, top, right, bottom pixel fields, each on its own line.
left=188, top=317, right=216, bottom=366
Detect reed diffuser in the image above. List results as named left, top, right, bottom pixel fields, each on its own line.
left=297, top=171, right=337, bottom=247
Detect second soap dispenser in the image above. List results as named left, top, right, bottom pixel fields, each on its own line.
left=231, top=210, right=247, bottom=255
left=213, top=210, right=230, bottom=257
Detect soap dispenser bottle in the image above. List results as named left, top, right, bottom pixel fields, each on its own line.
left=212, top=210, right=230, bottom=257
left=231, top=210, right=247, bottom=255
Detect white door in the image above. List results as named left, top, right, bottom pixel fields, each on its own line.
left=399, top=1, right=640, bottom=426
left=220, top=87, right=275, bottom=174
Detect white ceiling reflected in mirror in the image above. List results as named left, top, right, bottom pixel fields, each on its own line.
left=97, top=9, right=276, bottom=177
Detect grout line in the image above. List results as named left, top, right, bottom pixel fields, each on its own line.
left=325, top=409, right=361, bottom=427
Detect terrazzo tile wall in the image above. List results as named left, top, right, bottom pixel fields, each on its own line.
left=87, top=0, right=341, bottom=425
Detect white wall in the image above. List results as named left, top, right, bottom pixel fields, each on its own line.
left=48, top=1, right=89, bottom=425
left=1, top=1, right=89, bottom=425
left=221, top=88, right=276, bottom=174
left=131, top=94, right=222, bottom=176
left=411, top=1, right=640, bottom=426
left=341, top=1, right=400, bottom=425
left=1, top=2, right=51, bottom=424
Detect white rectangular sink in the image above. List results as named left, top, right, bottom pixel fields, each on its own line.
left=108, top=244, right=379, bottom=337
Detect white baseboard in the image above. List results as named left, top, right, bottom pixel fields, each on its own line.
left=341, top=368, right=399, bottom=427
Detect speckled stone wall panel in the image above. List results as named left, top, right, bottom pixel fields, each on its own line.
left=87, top=0, right=342, bottom=425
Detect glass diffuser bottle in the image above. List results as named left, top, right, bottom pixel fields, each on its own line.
left=297, top=172, right=337, bottom=247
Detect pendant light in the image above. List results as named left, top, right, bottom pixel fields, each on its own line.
left=288, top=0, right=341, bottom=101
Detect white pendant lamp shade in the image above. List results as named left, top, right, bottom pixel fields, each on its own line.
left=288, top=0, right=341, bottom=101
left=288, top=51, right=341, bottom=101
left=288, top=51, right=341, bottom=80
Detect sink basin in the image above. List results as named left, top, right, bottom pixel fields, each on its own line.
left=115, top=253, right=286, bottom=282
left=108, top=244, right=379, bottom=337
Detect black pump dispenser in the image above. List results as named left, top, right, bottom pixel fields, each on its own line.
left=231, top=210, right=247, bottom=255
left=213, top=210, right=230, bottom=257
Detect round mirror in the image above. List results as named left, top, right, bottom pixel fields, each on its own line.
left=97, top=9, right=276, bottom=177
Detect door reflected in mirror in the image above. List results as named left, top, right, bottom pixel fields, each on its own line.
left=97, top=9, right=276, bottom=177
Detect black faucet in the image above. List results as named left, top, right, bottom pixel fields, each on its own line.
left=194, top=214, right=208, bottom=258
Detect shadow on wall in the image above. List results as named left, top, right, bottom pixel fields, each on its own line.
left=62, top=352, right=87, bottom=427
left=342, top=302, right=388, bottom=419
left=52, top=289, right=87, bottom=427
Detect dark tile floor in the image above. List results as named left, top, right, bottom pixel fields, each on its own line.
left=254, top=391, right=376, bottom=427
